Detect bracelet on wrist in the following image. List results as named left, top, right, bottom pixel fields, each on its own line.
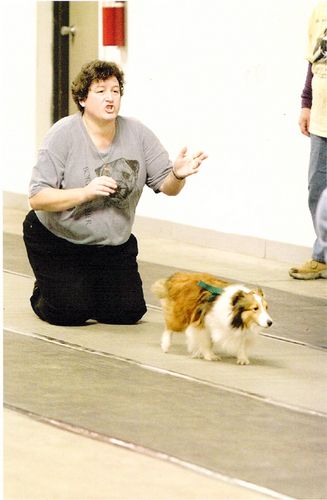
left=172, top=168, right=185, bottom=181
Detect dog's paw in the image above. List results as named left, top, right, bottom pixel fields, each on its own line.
left=160, top=331, right=171, bottom=353
left=237, top=357, right=250, bottom=365
left=161, top=342, right=170, bottom=353
left=191, top=350, right=203, bottom=359
left=203, top=352, right=221, bottom=361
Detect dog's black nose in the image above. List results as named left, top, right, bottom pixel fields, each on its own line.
left=267, top=319, right=273, bottom=327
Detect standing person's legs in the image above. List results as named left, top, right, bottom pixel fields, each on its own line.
left=91, top=234, right=147, bottom=324
left=316, top=187, right=327, bottom=263
left=308, top=134, right=327, bottom=262
left=289, top=135, right=327, bottom=279
left=23, top=211, right=95, bottom=325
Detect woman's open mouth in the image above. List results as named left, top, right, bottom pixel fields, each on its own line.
left=105, top=105, right=114, bottom=113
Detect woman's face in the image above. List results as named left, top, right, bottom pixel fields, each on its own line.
left=80, top=76, right=121, bottom=122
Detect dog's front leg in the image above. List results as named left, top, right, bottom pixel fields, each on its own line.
left=237, top=337, right=250, bottom=365
left=187, top=326, right=220, bottom=361
left=161, top=329, right=172, bottom=352
left=185, top=325, right=201, bottom=357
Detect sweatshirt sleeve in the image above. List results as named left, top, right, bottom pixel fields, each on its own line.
left=301, top=62, right=313, bottom=109
left=139, top=123, right=173, bottom=193
left=28, top=118, right=71, bottom=197
left=29, top=149, right=65, bottom=197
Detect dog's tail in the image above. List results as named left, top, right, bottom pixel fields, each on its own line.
left=151, top=278, right=168, bottom=299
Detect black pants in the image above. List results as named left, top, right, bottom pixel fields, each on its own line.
left=23, top=211, right=147, bottom=326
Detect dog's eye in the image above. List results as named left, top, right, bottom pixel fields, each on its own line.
left=253, top=306, right=259, bottom=311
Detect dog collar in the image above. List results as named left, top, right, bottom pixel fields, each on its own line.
left=197, top=281, right=224, bottom=301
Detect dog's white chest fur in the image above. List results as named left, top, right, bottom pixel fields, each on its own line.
left=204, top=285, right=256, bottom=361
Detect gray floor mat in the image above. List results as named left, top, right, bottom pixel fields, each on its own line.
left=4, top=330, right=327, bottom=499
left=4, top=232, right=327, bottom=348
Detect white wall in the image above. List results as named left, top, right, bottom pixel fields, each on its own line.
left=1, top=1, right=37, bottom=195
left=122, top=0, right=316, bottom=248
left=36, top=1, right=53, bottom=148
left=1, top=0, right=317, bottom=250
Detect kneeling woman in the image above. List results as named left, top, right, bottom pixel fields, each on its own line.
left=23, top=60, right=207, bottom=326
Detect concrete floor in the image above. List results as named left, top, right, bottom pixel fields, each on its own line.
left=3, top=207, right=327, bottom=500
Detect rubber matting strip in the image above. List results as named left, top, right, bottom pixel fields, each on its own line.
left=6, top=326, right=326, bottom=419
left=4, top=330, right=327, bottom=500
left=3, top=231, right=327, bottom=349
left=4, top=402, right=292, bottom=500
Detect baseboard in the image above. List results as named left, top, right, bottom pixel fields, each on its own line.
left=134, top=216, right=311, bottom=263
left=3, top=191, right=30, bottom=211
left=3, top=191, right=311, bottom=263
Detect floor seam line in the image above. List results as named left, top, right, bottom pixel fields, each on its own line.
left=4, top=269, right=326, bottom=351
left=4, top=402, right=293, bottom=500
left=4, top=327, right=327, bottom=419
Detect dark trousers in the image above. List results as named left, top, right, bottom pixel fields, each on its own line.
left=23, top=210, right=147, bottom=326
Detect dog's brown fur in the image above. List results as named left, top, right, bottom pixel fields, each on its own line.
left=152, top=272, right=229, bottom=330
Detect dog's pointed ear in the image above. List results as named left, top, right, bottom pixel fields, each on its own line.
left=231, top=290, right=246, bottom=306
left=255, top=288, right=264, bottom=297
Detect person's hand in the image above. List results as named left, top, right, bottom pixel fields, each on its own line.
left=172, top=147, right=208, bottom=179
left=84, top=176, right=117, bottom=201
left=298, top=108, right=311, bottom=137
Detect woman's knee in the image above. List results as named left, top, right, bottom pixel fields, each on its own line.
left=123, top=306, right=147, bottom=324
left=31, top=291, right=90, bottom=326
left=97, top=305, right=147, bottom=325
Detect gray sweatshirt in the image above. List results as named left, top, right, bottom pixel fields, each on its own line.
left=29, top=113, right=172, bottom=245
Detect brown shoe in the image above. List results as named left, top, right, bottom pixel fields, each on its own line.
left=289, top=259, right=327, bottom=280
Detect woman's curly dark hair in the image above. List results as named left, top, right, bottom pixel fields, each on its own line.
left=71, top=60, right=125, bottom=112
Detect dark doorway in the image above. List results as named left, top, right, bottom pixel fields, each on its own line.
left=52, top=1, right=69, bottom=123
left=52, top=2, right=99, bottom=122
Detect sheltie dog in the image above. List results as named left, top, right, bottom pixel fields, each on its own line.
left=152, top=272, right=273, bottom=365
